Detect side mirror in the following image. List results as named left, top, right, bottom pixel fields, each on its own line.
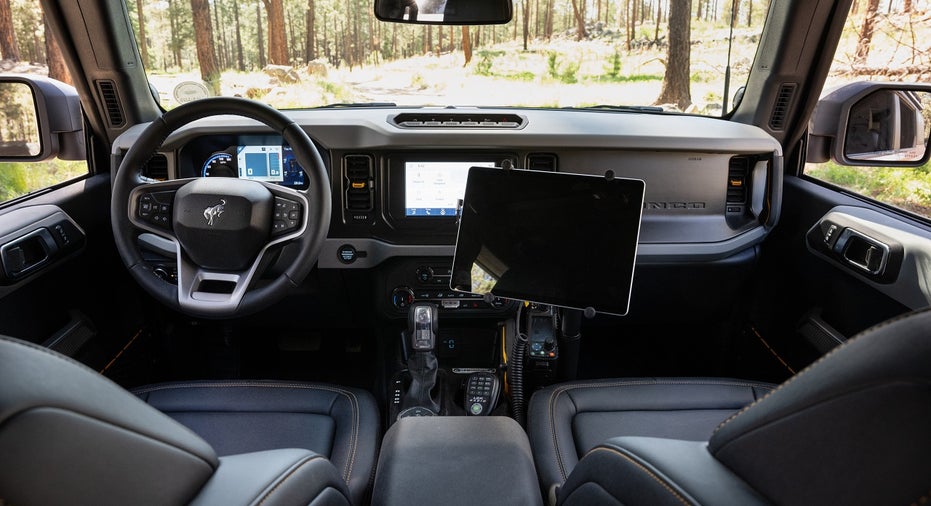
left=374, top=0, right=512, bottom=25
left=0, top=75, right=85, bottom=162
left=808, top=82, right=931, bottom=166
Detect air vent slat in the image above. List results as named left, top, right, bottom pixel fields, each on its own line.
left=393, top=113, right=524, bottom=128
left=726, top=156, right=750, bottom=204
left=769, top=83, right=797, bottom=131
left=343, top=154, right=374, bottom=213
left=96, top=80, right=125, bottom=127
left=143, top=154, right=168, bottom=180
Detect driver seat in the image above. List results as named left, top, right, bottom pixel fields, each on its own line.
left=0, top=335, right=380, bottom=506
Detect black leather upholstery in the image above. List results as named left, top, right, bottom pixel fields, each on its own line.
left=527, top=377, right=773, bottom=497
left=0, top=336, right=371, bottom=505
left=133, top=380, right=381, bottom=505
left=706, top=307, right=931, bottom=506
left=372, top=416, right=543, bottom=506
left=557, top=437, right=768, bottom=506
left=547, top=308, right=931, bottom=506
left=191, top=448, right=351, bottom=506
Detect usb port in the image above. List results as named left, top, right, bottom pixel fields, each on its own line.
left=441, top=300, right=460, bottom=309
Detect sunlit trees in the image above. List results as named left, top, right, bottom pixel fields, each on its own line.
left=191, top=0, right=221, bottom=94
left=655, top=0, right=691, bottom=109
left=0, top=0, right=20, bottom=60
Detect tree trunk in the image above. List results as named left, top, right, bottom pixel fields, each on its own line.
left=654, top=1, right=661, bottom=42
left=190, top=0, right=221, bottom=95
left=233, top=0, right=244, bottom=70
left=0, top=0, right=20, bottom=60
left=169, top=0, right=181, bottom=68
left=854, top=0, right=880, bottom=64
left=522, top=0, right=530, bottom=50
left=263, top=0, right=288, bottom=65
left=134, top=0, right=149, bottom=66
left=570, top=0, right=587, bottom=40
left=305, top=0, right=316, bottom=62
left=461, top=26, right=472, bottom=66
left=256, top=1, right=267, bottom=68
left=655, top=0, right=691, bottom=110
left=44, top=17, right=71, bottom=84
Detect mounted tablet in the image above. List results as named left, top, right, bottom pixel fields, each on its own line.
left=451, top=167, right=645, bottom=316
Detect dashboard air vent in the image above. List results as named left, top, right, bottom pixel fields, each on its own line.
left=769, top=83, right=797, bottom=131
left=526, top=153, right=557, bottom=171
left=344, top=154, right=374, bottom=212
left=726, top=156, right=750, bottom=204
left=142, top=154, right=169, bottom=180
left=392, top=113, right=524, bottom=128
left=96, top=80, right=125, bottom=127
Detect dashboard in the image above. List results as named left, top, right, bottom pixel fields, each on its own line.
left=113, top=107, right=783, bottom=318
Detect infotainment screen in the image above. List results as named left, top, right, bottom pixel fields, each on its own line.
left=404, top=161, right=497, bottom=216
left=451, top=167, right=645, bottom=316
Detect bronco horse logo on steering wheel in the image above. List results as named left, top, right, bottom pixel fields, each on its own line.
left=203, top=199, right=226, bottom=226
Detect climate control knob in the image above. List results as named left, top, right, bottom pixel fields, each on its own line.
left=391, top=287, right=415, bottom=310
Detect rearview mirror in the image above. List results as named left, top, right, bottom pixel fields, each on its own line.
left=808, top=82, right=931, bottom=167
left=0, top=75, right=85, bottom=162
left=374, top=0, right=512, bottom=25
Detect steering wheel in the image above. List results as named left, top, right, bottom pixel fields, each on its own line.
left=111, top=97, right=331, bottom=319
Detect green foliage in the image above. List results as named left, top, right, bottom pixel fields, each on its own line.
left=807, top=161, right=931, bottom=218
left=545, top=51, right=578, bottom=84
left=475, top=53, right=494, bottom=76
left=603, top=49, right=622, bottom=80
left=0, top=160, right=88, bottom=203
left=546, top=52, right=559, bottom=80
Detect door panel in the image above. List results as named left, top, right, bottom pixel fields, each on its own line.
left=0, top=174, right=147, bottom=364
left=748, top=175, right=924, bottom=367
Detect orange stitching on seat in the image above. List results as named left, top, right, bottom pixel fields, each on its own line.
left=713, top=308, right=931, bottom=436
left=131, top=381, right=361, bottom=485
left=255, top=454, right=339, bottom=505
left=585, top=447, right=692, bottom=506
left=545, top=379, right=774, bottom=482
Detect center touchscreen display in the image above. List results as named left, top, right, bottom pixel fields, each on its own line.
left=404, top=161, right=497, bottom=217
left=451, top=167, right=645, bottom=316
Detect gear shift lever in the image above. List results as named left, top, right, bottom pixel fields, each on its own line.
left=399, top=303, right=441, bottom=417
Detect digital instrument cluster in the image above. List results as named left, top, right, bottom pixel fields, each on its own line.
left=193, top=135, right=309, bottom=190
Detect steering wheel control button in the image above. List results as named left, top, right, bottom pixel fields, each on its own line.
left=338, top=244, right=357, bottom=264
left=137, top=191, right=175, bottom=230
left=273, top=197, right=302, bottom=236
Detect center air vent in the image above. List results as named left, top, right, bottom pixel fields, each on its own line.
left=142, top=154, right=169, bottom=180
left=344, top=154, right=374, bottom=215
left=392, top=113, right=524, bottom=128
left=726, top=156, right=751, bottom=205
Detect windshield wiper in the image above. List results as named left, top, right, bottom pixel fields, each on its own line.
left=317, top=102, right=397, bottom=108
left=568, top=104, right=666, bottom=113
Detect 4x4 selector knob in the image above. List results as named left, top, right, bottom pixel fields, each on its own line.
left=391, top=287, right=415, bottom=310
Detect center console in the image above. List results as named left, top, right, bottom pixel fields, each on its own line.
left=373, top=416, right=543, bottom=506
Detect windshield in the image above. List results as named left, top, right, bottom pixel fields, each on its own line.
left=131, top=0, right=766, bottom=115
